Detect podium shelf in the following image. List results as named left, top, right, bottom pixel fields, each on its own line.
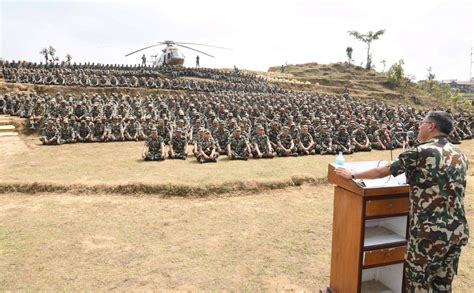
left=364, top=226, right=406, bottom=248
left=361, top=280, right=393, bottom=293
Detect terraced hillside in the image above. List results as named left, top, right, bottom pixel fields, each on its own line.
left=268, top=62, right=440, bottom=107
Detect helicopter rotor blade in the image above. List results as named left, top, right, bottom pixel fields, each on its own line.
left=175, top=42, right=232, bottom=50
left=175, top=44, right=215, bottom=58
left=125, top=42, right=165, bottom=57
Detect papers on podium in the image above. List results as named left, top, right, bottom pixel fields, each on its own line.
left=332, top=160, right=407, bottom=188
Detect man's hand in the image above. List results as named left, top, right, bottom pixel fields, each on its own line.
left=334, top=167, right=353, bottom=180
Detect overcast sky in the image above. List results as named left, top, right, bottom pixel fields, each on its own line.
left=1, top=0, right=472, bottom=81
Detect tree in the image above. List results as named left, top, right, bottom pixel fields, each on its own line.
left=40, top=47, right=49, bottom=64
left=348, top=29, right=385, bottom=69
left=380, top=60, right=386, bottom=72
left=426, top=66, right=435, bottom=81
left=65, top=54, right=72, bottom=64
left=386, top=59, right=405, bottom=88
left=346, top=47, right=353, bottom=64
left=48, top=46, right=56, bottom=64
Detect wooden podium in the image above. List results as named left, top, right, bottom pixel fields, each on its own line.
left=327, top=162, right=410, bottom=293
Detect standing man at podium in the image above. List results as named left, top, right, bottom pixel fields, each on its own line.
left=336, top=111, right=469, bottom=292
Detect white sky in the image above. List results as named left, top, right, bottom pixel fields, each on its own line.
left=0, top=0, right=473, bottom=81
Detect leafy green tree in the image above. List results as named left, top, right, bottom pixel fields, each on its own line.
left=346, top=47, right=353, bottom=64
left=40, top=47, right=49, bottom=64
left=426, top=66, right=435, bottom=81
left=348, top=29, right=385, bottom=69
left=48, top=46, right=56, bottom=64
left=65, top=54, right=72, bottom=64
left=386, top=59, right=405, bottom=88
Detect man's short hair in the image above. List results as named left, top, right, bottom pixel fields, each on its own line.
left=426, top=111, right=453, bottom=135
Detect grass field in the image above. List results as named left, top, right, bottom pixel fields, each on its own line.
left=1, top=134, right=410, bottom=188
left=0, top=135, right=473, bottom=290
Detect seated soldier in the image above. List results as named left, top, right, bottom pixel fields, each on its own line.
left=214, top=120, right=230, bottom=155
left=268, top=121, right=280, bottom=150
left=108, top=116, right=125, bottom=141
left=142, top=128, right=165, bottom=161
left=227, top=128, right=252, bottom=160
left=276, top=126, right=298, bottom=157
left=169, top=129, right=188, bottom=160
left=58, top=118, right=76, bottom=144
left=251, top=125, right=274, bottom=159
left=317, top=124, right=335, bottom=155
left=196, top=129, right=218, bottom=163
left=351, top=124, right=371, bottom=152
left=40, top=119, right=59, bottom=145
left=124, top=117, right=141, bottom=141
left=391, top=123, right=406, bottom=149
left=76, top=119, right=92, bottom=142
left=91, top=120, right=107, bottom=142
left=449, top=127, right=462, bottom=144
left=297, top=125, right=315, bottom=155
left=156, top=118, right=171, bottom=145
left=333, top=125, right=353, bottom=154
left=192, top=128, right=205, bottom=158
left=458, top=119, right=472, bottom=139
left=372, top=124, right=394, bottom=150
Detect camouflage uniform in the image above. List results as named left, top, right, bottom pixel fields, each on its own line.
left=268, top=126, right=280, bottom=149
left=252, top=133, right=274, bottom=158
left=297, top=132, right=315, bottom=155
left=276, top=132, right=297, bottom=157
left=169, top=133, right=188, bottom=159
left=351, top=129, right=371, bottom=152
left=373, top=128, right=394, bottom=150
left=390, top=136, right=469, bottom=292
left=144, top=135, right=164, bottom=161
left=92, top=122, right=106, bottom=142
left=333, top=127, right=353, bottom=154
left=228, top=135, right=250, bottom=160
left=316, top=129, right=334, bottom=155
left=197, top=137, right=218, bottom=163
left=109, top=121, right=124, bottom=141
left=58, top=122, right=76, bottom=144
left=76, top=122, right=92, bottom=142
left=40, top=125, right=59, bottom=145
left=156, top=125, right=170, bottom=145
left=214, top=127, right=230, bottom=154
left=124, top=120, right=140, bottom=141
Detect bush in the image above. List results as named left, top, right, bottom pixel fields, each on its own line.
left=386, top=60, right=404, bottom=88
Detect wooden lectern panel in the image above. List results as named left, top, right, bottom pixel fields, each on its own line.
left=363, top=246, right=406, bottom=268
left=327, top=162, right=410, bottom=293
left=330, top=186, right=364, bottom=292
left=366, top=197, right=409, bottom=217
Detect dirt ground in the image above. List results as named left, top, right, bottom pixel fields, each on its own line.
left=0, top=136, right=473, bottom=291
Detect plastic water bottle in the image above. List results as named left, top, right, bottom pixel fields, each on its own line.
left=335, top=151, right=345, bottom=166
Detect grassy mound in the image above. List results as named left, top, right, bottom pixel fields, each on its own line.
left=268, top=62, right=441, bottom=107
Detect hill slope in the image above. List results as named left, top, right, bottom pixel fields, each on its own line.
left=267, top=62, right=440, bottom=107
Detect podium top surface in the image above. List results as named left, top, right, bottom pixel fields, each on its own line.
left=328, top=161, right=410, bottom=197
